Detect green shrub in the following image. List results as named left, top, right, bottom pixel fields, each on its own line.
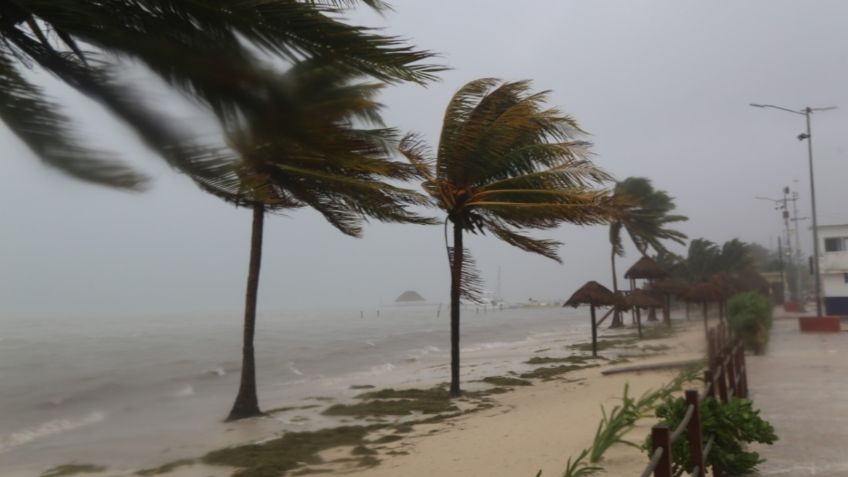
left=644, top=396, right=777, bottom=476
left=727, top=292, right=773, bottom=353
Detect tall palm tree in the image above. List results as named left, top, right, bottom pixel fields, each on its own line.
left=608, top=177, right=687, bottom=327
left=222, top=62, right=435, bottom=420
left=0, top=1, right=441, bottom=190
left=399, top=78, right=615, bottom=396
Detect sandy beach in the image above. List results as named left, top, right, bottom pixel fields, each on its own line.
left=10, top=311, right=707, bottom=477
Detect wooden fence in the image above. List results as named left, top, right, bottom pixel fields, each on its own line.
left=639, top=323, right=748, bottom=477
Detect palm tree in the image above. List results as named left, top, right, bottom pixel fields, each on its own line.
left=608, top=177, right=687, bottom=327
left=399, top=78, right=615, bottom=396
left=222, top=62, right=435, bottom=420
left=0, top=1, right=441, bottom=190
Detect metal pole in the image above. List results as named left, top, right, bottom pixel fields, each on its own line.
left=792, top=192, right=804, bottom=306
left=777, top=236, right=785, bottom=303
left=805, top=108, right=824, bottom=317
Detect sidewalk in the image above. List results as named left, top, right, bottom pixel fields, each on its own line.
left=748, top=314, right=848, bottom=476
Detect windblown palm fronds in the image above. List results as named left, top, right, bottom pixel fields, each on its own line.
left=0, top=0, right=442, bottom=189
left=607, top=177, right=687, bottom=326
left=399, top=78, right=616, bottom=395
left=223, top=62, right=435, bottom=421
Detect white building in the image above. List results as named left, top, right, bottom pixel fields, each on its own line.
left=818, top=224, right=848, bottom=315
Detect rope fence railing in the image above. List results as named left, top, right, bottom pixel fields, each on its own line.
left=638, top=322, right=749, bottom=477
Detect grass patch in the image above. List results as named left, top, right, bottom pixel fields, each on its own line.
left=357, top=455, right=380, bottom=468
left=203, top=426, right=375, bottom=477
left=349, top=384, right=376, bottom=390
left=519, top=364, right=598, bottom=381
left=41, top=465, right=106, bottom=477
left=135, top=459, right=195, bottom=476
left=323, top=399, right=457, bottom=417
left=481, top=376, right=532, bottom=387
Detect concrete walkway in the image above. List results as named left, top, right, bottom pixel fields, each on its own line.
left=748, top=314, right=848, bottom=476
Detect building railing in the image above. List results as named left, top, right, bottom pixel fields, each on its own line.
left=638, top=323, right=748, bottom=477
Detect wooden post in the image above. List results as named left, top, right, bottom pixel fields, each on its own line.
left=590, top=304, right=598, bottom=358
left=738, top=343, right=749, bottom=398
left=707, top=328, right=717, bottom=368
left=665, top=295, right=672, bottom=328
left=637, top=307, right=643, bottom=339
left=685, top=390, right=705, bottom=475
left=651, top=425, right=672, bottom=477
left=726, top=344, right=737, bottom=398
left=705, top=369, right=716, bottom=399
left=716, top=355, right=729, bottom=403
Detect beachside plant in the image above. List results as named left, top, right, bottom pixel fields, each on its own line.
left=727, top=292, right=773, bottom=354
left=0, top=1, right=440, bottom=190
left=607, top=177, right=688, bottom=327
left=222, top=62, right=436, bottom=420
left=399, top=78, right=617, bottom=396
left=645, top=395, right=777, bottom=476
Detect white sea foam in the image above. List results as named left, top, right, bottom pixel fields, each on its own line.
left=0, top=411, right=106, bottom=454
left=288, top=362, right=304, bottom=376
left=369, top=362, right=396, bottom=375
left=172, top=385, right=195, bottom=398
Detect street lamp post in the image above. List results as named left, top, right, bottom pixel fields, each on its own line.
left=750, top=103, right=836, bottom=317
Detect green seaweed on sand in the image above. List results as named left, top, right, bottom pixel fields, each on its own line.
left=135, top=459, right=195, bottom=476
left=203, top=426, right=375, bottom=477
left=41, top=465, right=106, bottom=477
left=323, top=399, right=458, bottom=417
left=481, top=376, right=532, bottom=386
left=569, top=338, right=638, bottom=353
left=525, top=355, right=605, bottom=365
left=265, top=404, right=321, bottom=414
left=520, top=364, right=599, bottom=381
left=351, top=445, right=377, bottom=455
left=355, top=386, right=449, bottom=400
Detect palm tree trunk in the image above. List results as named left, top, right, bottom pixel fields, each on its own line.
left=609, top=247, right=624, bottom=328
left=449, top=221, right=463, bottom=397
left=227, top=203, right=265, bottom=421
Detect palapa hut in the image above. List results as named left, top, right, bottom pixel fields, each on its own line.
left=624, top=256, right=668, bottom=322
left=684, top=281, right=723, bottom=337
left=626, top=289, right=664, bottom=338
left=650, top=278, right=689, bottom=324
left=565, top=281, right=622, bottom=357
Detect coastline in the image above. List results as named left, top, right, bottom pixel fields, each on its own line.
left=6, top=311, right=706, bottom=477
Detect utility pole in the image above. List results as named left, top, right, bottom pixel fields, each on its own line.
left=790, top=190, right=806, bottom=305
left=750, top=103, right=836, bottom=317
left=778, top=236, right=786, bottom=303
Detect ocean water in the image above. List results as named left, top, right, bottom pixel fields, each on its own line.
left=0, top=304, right=590, bottom=471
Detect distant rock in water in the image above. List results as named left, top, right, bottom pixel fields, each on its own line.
left=395, top=290, right=425, bottom=303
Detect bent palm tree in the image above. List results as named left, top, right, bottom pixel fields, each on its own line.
left=608, top=177, right=688, bottom=327
left=222, top=62, right=434, bottom=420
left=0, top=1, right=440, bottom=190
left=399, top=78, right=615, bottom=396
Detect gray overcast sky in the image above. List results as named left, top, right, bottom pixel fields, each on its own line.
left=3, top=0, right=848, bottom=316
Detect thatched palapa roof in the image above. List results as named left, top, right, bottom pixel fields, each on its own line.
left=395, top=290, right=425, bottom=303
left=564, top=281, right=622, bottom=307
left=683, top=282, right=723, bottom=302
left=624, top=256, right=668, bottom=280
left=625, top=289, right=664, bottom=308
left=649, top=278, right=689, bottom=296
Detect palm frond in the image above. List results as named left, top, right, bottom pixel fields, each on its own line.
left=0, top=46, right=147, bottom=189
left=447, top=246, right=484, bottom=302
